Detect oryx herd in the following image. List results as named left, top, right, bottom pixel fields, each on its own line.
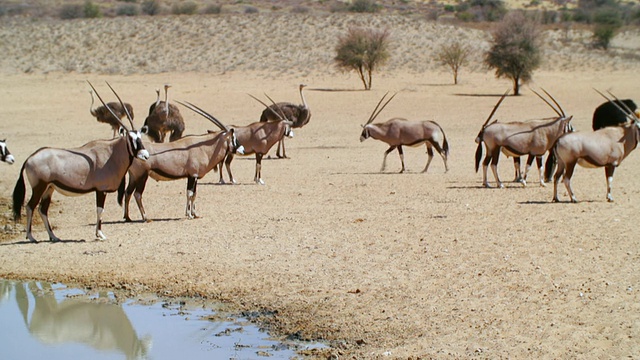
left=4, top=81, right=640, bottom=242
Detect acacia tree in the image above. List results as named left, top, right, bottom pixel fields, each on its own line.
left=485, top=11, right=542, bottom=95
left=436, top=41, right=471, bottom=84
left=335, top=27, right=391, bottom=90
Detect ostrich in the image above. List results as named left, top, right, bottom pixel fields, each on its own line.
left=143, top=84, right=185, bottom=143
left=89, top=90, right=135, bottom=138
left=259, top=83, right=311, bottom=158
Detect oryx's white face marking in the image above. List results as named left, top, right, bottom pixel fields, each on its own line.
left=360, top=125, right=370, bottom=142
left=0, top=141, right=14, bottom=164
left=129, top=130, right=149, bottom=160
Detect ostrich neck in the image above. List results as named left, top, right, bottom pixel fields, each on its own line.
left=300, top=88, right=308, bottom=109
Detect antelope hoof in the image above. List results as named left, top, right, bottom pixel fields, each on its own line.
left=482, top=182, right=492, bottom=188
left=255, top=179, right=265, bottom=185
left=607, top=195, right=614, bottom=202
left=96, top=231, right=107, bottom=241
left=540, top=182, right=547, bottom=187
left=552, top=197, right=560, bottom=203
left=27, top=235, right=38, bottom=243
left=124, top=216, right=133, bottom=223
left=570, top=197, right=578, bottom=203
left=497, top=183, right=504, bottom=189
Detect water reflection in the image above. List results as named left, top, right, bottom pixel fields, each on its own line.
left=11, top=281, right=150, bottom=359
left=0, top=279, right=324, bottom=359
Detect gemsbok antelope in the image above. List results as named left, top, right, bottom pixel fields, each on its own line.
left=12, top=82, right=149, bottom=242
left=475, top=89, right=573, bottom=188
left=89, top=90, right=135, bottom=138
left=0, top=139, right=15, bottom=164
left=259, top=83, right=311, bottom=158
left=552, top=91, right=640, bottom=203
left=212, top=94, right=294, bottom=185
left=119, top=101, right=244, bottom=221
left=143, top=84, right=185, bottom=143
left=360, top=93, right=450, bottom=174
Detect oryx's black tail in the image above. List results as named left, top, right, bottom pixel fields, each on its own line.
left=12, top=163, right=26, bottom=221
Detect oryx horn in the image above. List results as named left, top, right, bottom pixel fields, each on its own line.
left=175, top=100, right=228, bottom=132
left=86, top=81, right=129, bottom=130
left=106, top=81, right=135, bottom=129
left=481, top=89, right=510, bottom=128
left=366, top=92, right=398, bottom=126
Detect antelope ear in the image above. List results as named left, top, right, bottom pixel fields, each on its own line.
left=141, top=125, right=149, bottom=135
left=118, top=127, right=127, bottom=137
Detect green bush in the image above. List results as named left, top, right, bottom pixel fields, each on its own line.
left=84, top=1, right=101, bottom=18
left=349, top=0, right=380, bottom=13
left=172, top=2, right=198, bottom=15
left=592, top=24, right=617, bottom=49
left=141, top=0, right=160, bottom=15
left=117, top=4, right=139, bottom=16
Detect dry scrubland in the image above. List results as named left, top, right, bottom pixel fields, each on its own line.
left=1, top=13, right=640, bottom=359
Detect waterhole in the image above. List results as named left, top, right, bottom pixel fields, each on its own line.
left=0, top=279, right=325, bottom=359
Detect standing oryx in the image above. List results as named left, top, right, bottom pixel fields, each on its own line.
left=475, top=89, right=574, bottom=188
left=214, top=94, right=294, bottom=185
left=119, top=101, right=244, bottom=221
left=552, top=91, right=640, bottom=203
left=12, top=82, right=149, bottom=242
left=360, top=93, right=450, bottom=174
left=0, top=139, right=15, bottom=164
left=259, top=84, right=311, bottom=158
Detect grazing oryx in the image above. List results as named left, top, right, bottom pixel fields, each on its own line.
left=259, top=84, right=311, bottom=158
left=119, top=101, right=244, bottom=221
left=0, top=139, right=15, bottom=164
left=89, top=90, right=135, bottom=138
left=12, top=82, right=149, bottom=242
left=552, top=91, right=640, bottom=203
left=360, top=93, right=450, bottom=173
left=214, top=94, right=294, bottom=185
left=592, top=98, right=639, bottom=130
left=143, top=84, right=185, bottom=143
left=475, top=89, right=573, bottom=188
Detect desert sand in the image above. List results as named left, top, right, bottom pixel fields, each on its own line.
left=1, top=13, right=640, bottom=359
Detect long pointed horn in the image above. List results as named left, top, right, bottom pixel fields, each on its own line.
left=530, top=88, right=561, bottom=118
left=481, top=89, right=510, bottom=128
left=541, top=88, right=566, bottom=118
left=175, top=100, right=228, bottom=132
left=365, top=92, right=388, bottom=125
left=594, top=89, right=639, bottom=122
left=248, top=94, right=285, bottom=122
left=105, top=81, right=135, bottom=129
left=369, top=92, right=398, bottom=125
left=607, top=90, right=640, bottom=121
left=263, top=93, right=289, bottom=121
left=86, top=81, right=127, bottom=130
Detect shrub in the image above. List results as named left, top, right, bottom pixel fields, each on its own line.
left=592, top=24, right=617, bottom=49
left=335, top=27, right=391, bottom=90
left=436, top=42, right=471, bottom=84
left=244, top=6, right=259, bottom=14
left=349, top=0, right=380, bottom=13
left=203, top=5, right=222, bottom=14
left=117, top=4, right=139, bottom=16
left=84, top=1, right=102, bottom=18
left=172, top=2, right=198, bottom=15
left=485, top=11, right=542, bottom=95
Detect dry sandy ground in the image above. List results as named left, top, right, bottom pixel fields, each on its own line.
left=1, top=14, right=640, bottom=359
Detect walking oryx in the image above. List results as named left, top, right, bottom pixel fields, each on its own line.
left=552, top=91, right=640, bottom=203
left=475, top=89, right=573, bottom=188
left=119, top=101, right=244, bottom=221
left=360, top=93, right=450, bottom=173
left=12, top=82, right=149, bottom=242
left=0, top=139, right=15, bottom=164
